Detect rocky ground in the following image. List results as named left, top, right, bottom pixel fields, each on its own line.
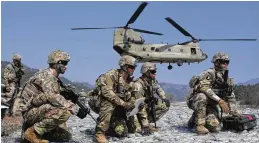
left=2, top=102, right=259, bottom=143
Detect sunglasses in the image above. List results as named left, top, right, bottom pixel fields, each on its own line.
left=58, top=60, right=68, bottom=66
left=218, top=60, right=229, bottom=65
left=127, top=65, right=136, bottom=69
left=149, top=70, right=157, bottom=74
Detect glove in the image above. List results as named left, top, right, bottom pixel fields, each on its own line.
left=142, top=126, right=152, bottom=136
left=123, top=102, right=135, bottom=110
left=162, top=98, right=171, bottom=107
left=5, top=86, right=11, bottom=92
left=218, top=100, right=229, bottom=114
left=76, top=108, right=88, bottom=119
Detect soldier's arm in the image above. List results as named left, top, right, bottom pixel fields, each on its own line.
left=153, top=80, right=166, bottom=99
left=42, top=76, right=74, bottom=108
left=198, top=71, right=222, bottom=102
left=100, top=75, right=126, bottom=106
left=132, top=82, right=149, bottom=127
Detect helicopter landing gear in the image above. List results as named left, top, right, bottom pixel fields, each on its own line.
left=177, top=61, right=183, bottom=66
left=168, top=64, right=173, bottom=70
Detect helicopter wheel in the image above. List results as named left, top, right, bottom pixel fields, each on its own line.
left=168, top=64, right=173, bottom=70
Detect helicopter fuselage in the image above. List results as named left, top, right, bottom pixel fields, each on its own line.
left=113, top=28, right=207, bottom=65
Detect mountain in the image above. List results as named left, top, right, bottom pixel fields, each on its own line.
left=238, top=78, right=259, bottom=85
left=160, top=82, right=190, bottom=101
left=1, top=61, right=92, bottom=93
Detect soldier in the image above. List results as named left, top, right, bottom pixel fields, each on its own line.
left=2, top=54, right=25, bottom=106
left=18, top=50, right=89, bottom=143
left=132, top=62, right=170, bottom=135
left=187, top=52, right=240, bottom=134
left=94, top=55, right=137, bottom=143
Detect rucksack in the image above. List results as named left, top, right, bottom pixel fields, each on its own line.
left=189, top=75, right=200, bottom=88
left=88, top=74, right=105, bottom=114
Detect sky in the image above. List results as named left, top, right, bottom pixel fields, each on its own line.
left=1, top=1, right=259, bottom=85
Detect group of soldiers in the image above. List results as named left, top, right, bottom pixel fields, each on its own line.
left=1, top=50, right=240, bottom=143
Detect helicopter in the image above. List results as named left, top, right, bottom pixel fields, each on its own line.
left=71, top=2, right=256, bottom=70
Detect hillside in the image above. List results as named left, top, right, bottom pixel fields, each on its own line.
left=160, top=82, right=190, bottom=101
left=238, top=78, right=259, bottom=85
left=1, top=61, right=92, bottom=93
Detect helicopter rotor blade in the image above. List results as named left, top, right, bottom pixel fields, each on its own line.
left=165, top=17, right=196, bottom=40
left=71, top=27, right=120, bottom=30
left=198, top=39, right=257, bottom=41
left=125, top=2, right=148, bottom=27
left=132, top=28, right=163, bottom=35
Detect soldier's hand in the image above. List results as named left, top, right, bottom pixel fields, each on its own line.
left=162, top=98, right=171, bottom=107
left=123, top=102, right=135, bottom=110
left=76, top=108, right=88, bottom=119
left=142, top=126, right=152, bottom=136
left=5, top=86, right=11, bottom=92
left=218, top=100, right=229, bottom=114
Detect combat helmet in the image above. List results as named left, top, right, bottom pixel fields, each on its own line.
left=47, top=50, right=70, bottom=64
left=12, top=54, right=22, bottom=61
left=141, top=62, right=157, bottom=74
left=211, top=52, right=230, bottom=63
left=119, top=55, right=137, bottom=67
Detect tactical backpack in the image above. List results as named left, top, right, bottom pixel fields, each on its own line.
left=88, top=74, right=105, bottom=114
left=222, top=114, right=257, bottom=131
left=189, top=75, right=200, bottom=88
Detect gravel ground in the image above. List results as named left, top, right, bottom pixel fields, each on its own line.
left=2, top=102, right=259, bottom=143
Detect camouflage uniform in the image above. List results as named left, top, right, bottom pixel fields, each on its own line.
left=18, top=50, right=81, bottom=142
left=2, top=54, right=25, bottom=104
left=93, top=55, right=137, bottom=142
left=187, top=52, right=240, bottom=134
left=132, top=78, right=169, bottom=130
left=132, top=62, right=170, bottom=134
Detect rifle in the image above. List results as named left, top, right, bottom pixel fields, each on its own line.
left=146, top=84, right=157, bottom=128
left=60, top=83, right=97, bottom=122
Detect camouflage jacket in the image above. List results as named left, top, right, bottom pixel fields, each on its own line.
left=96, top=69, right=134, bottom=106
left=194, top=68, right=239, bottom=114
left=3, top=63, right=25, bottom=87
left=132, top=77, right=166, bottom=126
left=18, top=68, right=74, bottom=112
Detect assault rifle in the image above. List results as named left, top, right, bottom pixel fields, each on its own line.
left=146, top=85, right=157, bottom=128
left=219, top=70, right=233, bottom=98
left=60, top=83, right=97, bottom=122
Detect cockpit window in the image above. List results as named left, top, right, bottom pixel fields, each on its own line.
left=191, top=48, right=196, bottom=55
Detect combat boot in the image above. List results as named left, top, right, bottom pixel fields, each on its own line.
left=95, top=133, right=109, bottom=143
left=196, top=125, right=209, bottom=134
left=149, top=125, right=158, bottom=132
left=24, top=127, right=49, bottom=143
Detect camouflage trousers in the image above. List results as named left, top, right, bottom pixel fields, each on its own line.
left=95, top=97, right=117, bottom=134
left=187, top=93, right=221, bottom=132
left=135, top=101, right=169, bottom=132
left=22, top=104, right=72, bottom=141
left=1, top=82, right=16, bottom=104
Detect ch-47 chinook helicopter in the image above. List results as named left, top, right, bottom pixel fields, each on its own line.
left=71, top=2, right=256, bottom=70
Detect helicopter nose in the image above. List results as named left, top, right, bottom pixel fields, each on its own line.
left=203, top=53, right=208, bottom=60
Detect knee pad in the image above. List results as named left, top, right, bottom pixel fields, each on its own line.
left=206, top=114, right=220, bottom=131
